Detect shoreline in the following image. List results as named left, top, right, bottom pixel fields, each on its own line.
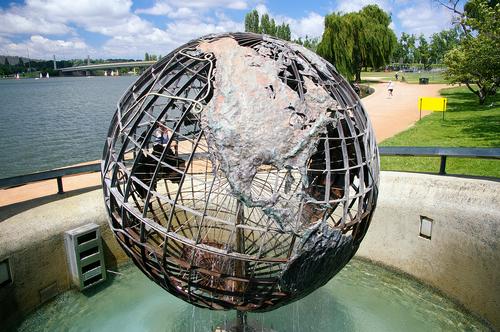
left=0, top=81, right=448, bottom=208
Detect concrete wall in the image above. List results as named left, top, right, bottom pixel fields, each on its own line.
left=0, top=190, right=128, bottom=328
left=357, top=171, right=499, bottom=329
left=0, top=172, right=498, bottom=329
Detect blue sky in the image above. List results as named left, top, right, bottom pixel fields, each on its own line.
left=0, top=0, right=458, bottom=60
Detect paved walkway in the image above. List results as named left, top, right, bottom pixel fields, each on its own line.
left=362, top=81, right=449, bottom=142
left=0, top=82, right=449, bottom=207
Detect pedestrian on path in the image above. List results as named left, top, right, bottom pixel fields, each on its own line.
left=387, top=80, right=394, bottom=97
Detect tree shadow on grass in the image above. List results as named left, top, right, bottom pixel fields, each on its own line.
left=450, top=115, right=500, bottom=146
left=442, top=91, right=499, bottom=113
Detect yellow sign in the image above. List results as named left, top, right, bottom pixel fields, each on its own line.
left=419, top=97, right=447, bottom=112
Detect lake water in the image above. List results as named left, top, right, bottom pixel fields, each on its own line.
left=0, top=76, right=136, bottom=178
left=10, top=259, right=489, bottom=332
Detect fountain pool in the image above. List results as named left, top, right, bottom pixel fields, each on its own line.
left=9, top=259, right=489, bottom=332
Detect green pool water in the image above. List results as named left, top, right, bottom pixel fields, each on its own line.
left=11, top=259, right=490, bottom=332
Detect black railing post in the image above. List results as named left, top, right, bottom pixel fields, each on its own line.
left=57, top=176, right=64, bottom=194
left=439, top=156, right=447, bottom=175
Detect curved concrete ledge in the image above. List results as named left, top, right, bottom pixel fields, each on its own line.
left=357, top=171, right=499, bottom=329
left=0, top=172, right=498, bottom=329
left=0, top=190, right=128, bottom=328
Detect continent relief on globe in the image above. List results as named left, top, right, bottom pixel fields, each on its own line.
left=199, top=37, right=339, bottom=229
left=198, top=37, right=353, bottom=297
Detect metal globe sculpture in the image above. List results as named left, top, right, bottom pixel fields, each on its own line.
left=101, top=32, right=379, bottom=312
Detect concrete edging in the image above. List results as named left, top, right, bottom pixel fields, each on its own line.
left=0, top=190, right=128, bottom=328
left=357, top=171, right=500, bottom=329
left=0, top=171, right=498, bottom=329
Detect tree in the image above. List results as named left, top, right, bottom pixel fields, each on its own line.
left=317, top=5, right=397, bottom=81
left=285, top=24, right=291, bottom=41
left=396, top=33, right=417, bottom=63
left=276, top=23, right=291, bottom=41
left=392, top=35, right=405, bottom=64
left=393, top=35, right=403, bottom=64
left=407, top=34, right=416, bottom=63
left=244, top=10, right=291, bottom=41
left=269, top=18, right=277, bottom=36
left=144, top=52, right=150, bottom=61
left=439, top=0, right=499, bottom=104
left=244, top=9, right=259, bottom=33
left=417, top=34, right=431, bottom=68
left=259, top=13, right=269, bottom=34
left=294, top=36, right=320, bottom=52
left=259, top=14, right=277, bottom=35
left=429, top=28, right=461, bottom=64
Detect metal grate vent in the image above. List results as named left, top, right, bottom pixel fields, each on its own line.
left=64, top=223, right=106, bottom=290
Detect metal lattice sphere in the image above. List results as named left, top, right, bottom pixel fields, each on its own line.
left=101, top=32, right=379, bottom=312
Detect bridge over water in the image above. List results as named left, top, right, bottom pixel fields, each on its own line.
left=59, top=61, right=156, bottom=73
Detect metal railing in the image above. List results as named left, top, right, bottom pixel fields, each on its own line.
left=0, top=163, right=100, bottom=194
left=379, top=147, right=500, bottom=175
left=0, top=147, right=499, bottom=194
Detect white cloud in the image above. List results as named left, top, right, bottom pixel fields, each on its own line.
left=102, top=32, right=174, bottom=57
left=84, top=14, right=154, bottom=36
left=252, top=6, right=324, bottom=39
left=0, top=0, right=455, bottom=60
left=255, top=3, right=268, bottom=15
left=0, top=35, right=89, bottom=59
left=397, top=2, right=453, bottom=36
left=225, top=1, right=247, bottom=10
left=336, top=0, right=391, bottom=13
left=102, top=10, right=243, bottom=58
left=0, top=0, right=193, bottom=58
left=167, top=18, right=242, bottom=41
left=164, top=0, right=247, bottom=10
left=290, top=12, right=325, bottom=39
left=102, top=0, right=245, bottom=57
left=37, top=0, right=153, bottom=38
left=136, top=2, right=172, bottom=15
left=27, top=0, right=132, bottom=21
left=136, top=5, right=198, bottom=19
left=0, top=0, right=141, bottom=37
left=0, top=8, right=72, bottom=35
left=136, top=0, right=247, bottom=16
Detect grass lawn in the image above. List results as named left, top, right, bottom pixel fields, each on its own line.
left=361, top=71, right=447, bottom=84
left=380, top=86, right=500, bottom=178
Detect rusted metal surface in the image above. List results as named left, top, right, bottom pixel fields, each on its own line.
left=101, top=32, right=379, bottom=312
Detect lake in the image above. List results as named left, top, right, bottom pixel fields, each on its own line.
left=0, top=76, right=136, bottom=178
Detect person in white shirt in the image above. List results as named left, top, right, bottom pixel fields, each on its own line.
left=387, top=80, right=394, bottom=97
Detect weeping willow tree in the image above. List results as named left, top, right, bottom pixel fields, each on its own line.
left=317, top=5, right=397, bottom=81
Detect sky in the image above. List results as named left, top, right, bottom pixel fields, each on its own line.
left=0, top=0, right=458, bottom=60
